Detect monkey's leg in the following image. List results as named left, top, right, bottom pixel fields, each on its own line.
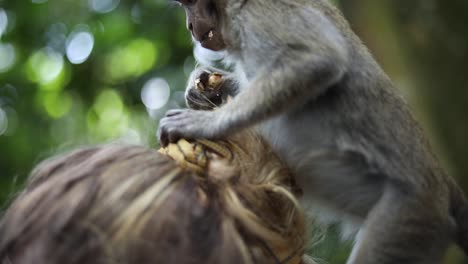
left=346, top=185, right=454, bottom=264
left=298, top=149, right=385, bottom=218
left=297, top=149, right=453, bottom=263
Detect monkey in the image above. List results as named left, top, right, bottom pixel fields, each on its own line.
left=185, top=67, right=237, bottom=110
left=158, top=0, right=468, bottom=263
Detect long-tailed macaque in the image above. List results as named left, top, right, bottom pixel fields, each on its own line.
left=159, top=1, right=468, bottom=263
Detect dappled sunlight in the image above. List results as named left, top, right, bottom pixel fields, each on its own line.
left=0, top=9, right=7, bottom=37
left=26, top=48, right=65, bottom=86
left=1, top=1, right=467, bottom=262
left=103, top=38, right=157, bottom=82
left=93, top=89, right=125, bottom=123
left=141, top=77, right=171, bottom=110
left=0, top=107, right=7, bottom=136
left=37, top=91, right=73, bottom=119
left=86, top=89, right=131, bottom=140
left=66, top=31, right=95, bottom=64
left=0, top=0, right=193, bottom=206
left=0, top=43, right=15, bottom=73
left=88, top=0, right=120, bottom=14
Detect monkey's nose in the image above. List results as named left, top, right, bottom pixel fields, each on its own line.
left=189, top=20, right=213, bottom=42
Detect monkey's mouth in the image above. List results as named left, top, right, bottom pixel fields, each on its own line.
left=199, top=29, right=226, bottom=51
left=201, top=29, right=215, bottom=42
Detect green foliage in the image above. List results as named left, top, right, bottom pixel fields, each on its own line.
left=0, top=0, right=193, bottom=203
left=1, top=1, right=467, bottom=263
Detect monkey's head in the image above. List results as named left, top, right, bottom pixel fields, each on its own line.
left=174, top=0, right=227, bottom=51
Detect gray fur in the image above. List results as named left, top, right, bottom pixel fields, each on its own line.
left=159, top=0, right=468, bottom=263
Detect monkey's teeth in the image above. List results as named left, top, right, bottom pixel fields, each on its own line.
left=208, top=30, right=214, bottom=39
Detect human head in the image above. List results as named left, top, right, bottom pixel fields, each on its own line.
left=0, top=132, right=310, bottom=264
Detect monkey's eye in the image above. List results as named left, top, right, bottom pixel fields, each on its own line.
left=170, top=0, right=196, bottom=6
left=179, top=0, right=196, bottom=5
left=207, top=1, right=216, bottom=15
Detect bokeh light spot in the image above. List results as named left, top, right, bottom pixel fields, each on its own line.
left=0, top=9, right=7, bottom=37
left=66, top=31, right=94, bottom=64
left=104, top=38, right=157, bottom=82
left=141, top=78, right=170, bottom=110
left=0, top=107, right=7, bottom=136
left=89, top=0, right=120, bottom=14
left=88, top=89, right=130, bottom=140
left=0, top=43, right=16, bottom=73
left=26, top=48, right=64, bottom=85
left=41, top=92, right=73, bottom=119
left=94, top=89, right=124, bottom=121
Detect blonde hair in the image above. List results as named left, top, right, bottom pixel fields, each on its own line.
left=0, top=131, right=308, bottom=264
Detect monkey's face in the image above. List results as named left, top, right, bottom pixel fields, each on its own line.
left=175, top=0, right=226, bottom=51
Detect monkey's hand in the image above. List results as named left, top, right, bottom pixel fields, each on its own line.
left=158, top=109, right=225, bottom=147
left=186, top=71, right=226, bottom=110
left=185, top=67, right=239, bottom=110
left=159, top=68, right=240, bottom=147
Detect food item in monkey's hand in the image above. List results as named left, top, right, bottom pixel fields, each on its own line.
left=188, top=72, right=226, bottom=110
left=195, top=72, right=224, bottom=91
left=208, top=73, right=223, bottom=89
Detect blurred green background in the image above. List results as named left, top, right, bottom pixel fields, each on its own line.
left=0, top=0, right=467, bottom=263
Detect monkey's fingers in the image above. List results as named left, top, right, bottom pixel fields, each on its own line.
left=158, top=125, right=183, bottom=147
left=157, top=126, right=169, bottom=147
left=195, top=71, right=211, bottom=91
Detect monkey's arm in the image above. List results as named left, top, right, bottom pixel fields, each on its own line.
left=218, top=47, right=348, bottom=129
left=215, top=6, right=350, bottom=129
left=159, top=7, right=349, bottom=144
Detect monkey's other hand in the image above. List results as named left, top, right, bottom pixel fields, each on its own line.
left=158, top=109, right=224, bottom=147
left=186, top=71, right=225, bottom=110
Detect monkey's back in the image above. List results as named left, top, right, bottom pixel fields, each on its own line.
left=255, top=0, right=458, bottom=221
